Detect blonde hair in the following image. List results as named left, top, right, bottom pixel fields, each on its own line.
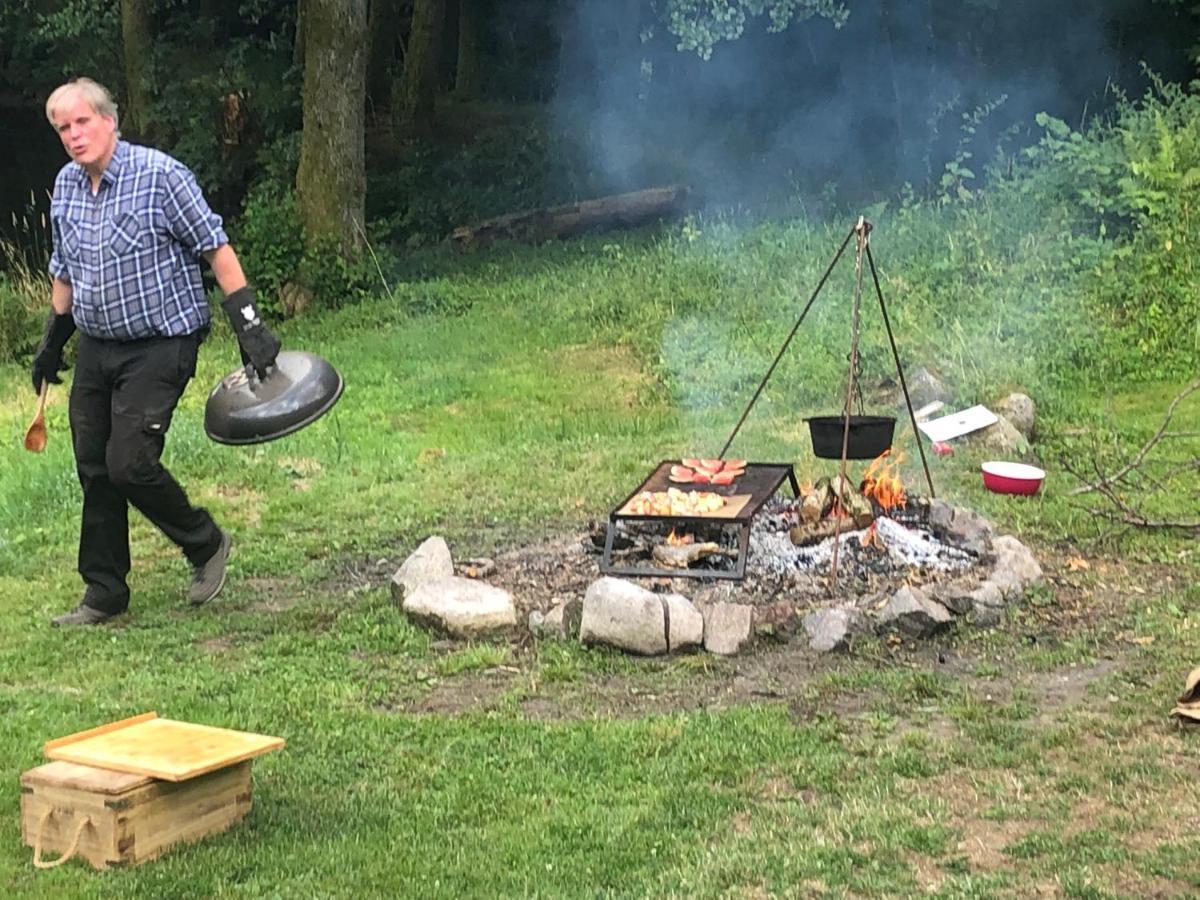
left=45, top=78, right=120, bottom=132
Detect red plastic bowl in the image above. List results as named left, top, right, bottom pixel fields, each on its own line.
left=981, top=461, right=1045, bottom=495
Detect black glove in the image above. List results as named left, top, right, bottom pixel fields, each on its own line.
left=221, top=286, right=281, bottom=377
left=31, top=310, right=76, bottom=394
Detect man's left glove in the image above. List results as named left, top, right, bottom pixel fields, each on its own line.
left=31, top=310, right=76, bottom=394
left=221, top=286, right=281, bottom=377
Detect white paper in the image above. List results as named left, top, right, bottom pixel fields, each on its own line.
left=917, top=404, right=998, bottom=443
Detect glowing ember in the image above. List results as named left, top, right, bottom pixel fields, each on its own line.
left=859, top=521, right=883, bottom=548
left=860, top=448, right=907, bottom=512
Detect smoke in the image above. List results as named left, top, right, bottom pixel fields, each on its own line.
left=551, top=0, right=1193, bottom=210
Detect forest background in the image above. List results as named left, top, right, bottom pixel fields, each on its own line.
left=0, top=0, right=1197, bottom=345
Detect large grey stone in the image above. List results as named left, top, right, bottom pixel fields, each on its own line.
left=994, top=392, right=1036, bottom=440
left=580, top=577, right=667, bottom=655
left=926, top=499, right=955, bottom=533
left=702, top=602, right=753, bottom=655
left=877, top=585, right=952, bottom=638
left=927, top=579, right=977, bottom=616
left=945, top=508, right=994, bottom=556
left=989, top=535, right=1044, bottom=598
left=540, top=598, right=583, bottom=640
left=663, top=593, right=704, bottom=652
left=391, top=536, right=454, bottom=603
left=402, top=576, right=516, bottom=638
left=803, top=606, right=867, bottom=653
left=967, top=581, right=1007, bottom=626
left=964, top=414, right=1028, bottom=456
left=874, top=366, right=949, bottom=410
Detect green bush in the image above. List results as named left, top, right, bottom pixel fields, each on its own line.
left=233, top=184, right=305, bottom=317
left=0, top=272, right=42, bottom=364
left=1007, top=75, right=1200, bottom=378
left=297, top=236, right=379, bottom=311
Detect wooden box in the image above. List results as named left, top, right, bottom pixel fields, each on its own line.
left=20, top=760, right=253, bottom=870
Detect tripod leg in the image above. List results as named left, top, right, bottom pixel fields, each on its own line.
left=866, top=244, right=936, bottom=499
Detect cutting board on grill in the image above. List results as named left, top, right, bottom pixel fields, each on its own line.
left=618, top=493, right=753, bottom=518
left=44, top=712, right=284, bottom=782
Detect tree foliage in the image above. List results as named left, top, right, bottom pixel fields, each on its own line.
left=659, top=0, right=849, bottom=59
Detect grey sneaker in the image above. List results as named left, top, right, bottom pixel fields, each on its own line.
left=188, top=530, right=232, bottom=606
left=52, top=602, right=120, bottom=627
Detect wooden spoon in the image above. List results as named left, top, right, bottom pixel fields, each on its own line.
left=23, top=381, right=49, bottom=453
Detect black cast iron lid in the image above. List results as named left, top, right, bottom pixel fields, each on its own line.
left=204, top=350, right=344, bottom=445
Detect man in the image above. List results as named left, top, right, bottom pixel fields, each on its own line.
left=31, top=77, right=281, bottom=626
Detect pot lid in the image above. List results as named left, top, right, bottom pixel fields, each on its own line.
left=204, top=350, right=344, bottom=446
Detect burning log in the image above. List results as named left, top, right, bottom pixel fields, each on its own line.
left=801, top=477, right=833, bottom=524
left=830, top=475, right=875, bottom=528
left=789, top=517, right=852, bottom=548
left=652, top=541, right=724, bottom=568
left=449, top=186, right=691, bottom=248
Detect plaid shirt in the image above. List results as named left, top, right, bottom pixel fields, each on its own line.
left=49, top=140, right=228, bottom=340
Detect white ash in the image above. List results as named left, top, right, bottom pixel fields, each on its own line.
left=748, top=515, right=975, bottom=578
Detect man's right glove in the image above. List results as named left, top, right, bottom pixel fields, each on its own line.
left=221, top=286, right=281, bottom=377
left=31, top=310, right=76, bottom=394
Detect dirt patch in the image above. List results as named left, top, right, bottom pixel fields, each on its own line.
left=1028, top=658, right=1124, bottom=721
left=395, top=667, right=520, bottom=716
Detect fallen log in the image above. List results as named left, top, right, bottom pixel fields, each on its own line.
left=448, top=185, right=691, bottom=248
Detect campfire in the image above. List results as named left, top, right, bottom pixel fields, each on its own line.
left=749, top=452, right=976, bottom=586
left=599, top=449, right=977, bottom=587
left=788, top=449, right=912, bottom=548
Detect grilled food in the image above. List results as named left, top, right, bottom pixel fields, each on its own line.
left=625, top=488, right=727, bottom=516
left=668, top=458, right=747, bottom=485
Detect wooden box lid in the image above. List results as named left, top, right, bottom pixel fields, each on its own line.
left=44, top=712, right=284, bottom=782
left=21, top=760, right=154, bottom=794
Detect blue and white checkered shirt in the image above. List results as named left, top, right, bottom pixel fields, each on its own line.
left=49, top=140, right=228, bottom=340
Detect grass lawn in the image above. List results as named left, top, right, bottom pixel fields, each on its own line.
left=1, top=214, right=1198, bottom=898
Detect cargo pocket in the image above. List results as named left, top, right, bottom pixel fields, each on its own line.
left=143, top=415, right=172, bottom=439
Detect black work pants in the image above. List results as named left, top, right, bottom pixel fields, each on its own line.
left=69, top=332, right=222, bottom=614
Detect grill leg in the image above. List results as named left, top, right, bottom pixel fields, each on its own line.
left=733, top=523, right=751, bottom=580
left=599, top=520, right=617, bottom=574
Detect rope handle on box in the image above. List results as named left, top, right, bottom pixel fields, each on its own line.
left=32, top=809, right=92, bottom=869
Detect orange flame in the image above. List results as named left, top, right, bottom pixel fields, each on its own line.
left=665, top=529, right=694, bottom=546
left=861, top=448, right=907, bottom=513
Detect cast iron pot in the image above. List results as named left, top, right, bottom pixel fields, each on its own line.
left=805, top=414, right=896, bottom=460
left=205, top=350, right=344, bottom=445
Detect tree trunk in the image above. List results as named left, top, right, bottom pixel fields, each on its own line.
left=367, top=0, right=402, bottom=118
left=294, top=0, right=308, bottom=69
left=396, top=0, right=446, bottom=133
left=120, top=0, right=153, bottom=140
left=454, top=0, right=483, bottom=99
left=296, top=0, right=368, bottom=255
